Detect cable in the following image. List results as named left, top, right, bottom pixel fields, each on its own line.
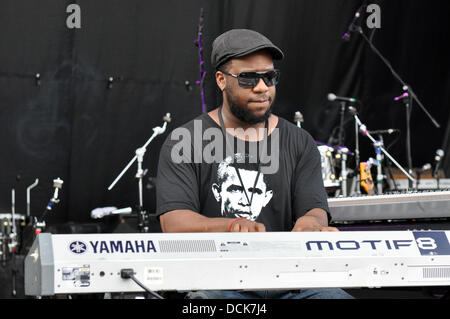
left=120, top=269, right=164, bottom=299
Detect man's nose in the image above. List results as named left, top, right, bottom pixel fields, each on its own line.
left=252, top=78, right=269, bottom=92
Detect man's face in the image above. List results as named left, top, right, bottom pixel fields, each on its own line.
left=214, top=167, right=273, bottom=221
left=217, top=51, right=276, bottom=124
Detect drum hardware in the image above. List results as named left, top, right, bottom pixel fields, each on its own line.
left=1, top=189, right=23, bottom=263
left=1, top=177, right=40, bottom=289
left=318, top=144, right=340, bottom=189
left=1, top=213, right=25, bottom=262
left=317, top=141, right=357, bottom=197
left=336, top=147, right=351, bottom=197
left=26, top=179, right=39, bottom=221
left=1, top=190, right=25, bottom=296
left=108, top=114, right=171, bottom=233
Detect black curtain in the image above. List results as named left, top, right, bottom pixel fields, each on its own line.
left=1, top=0, right=449, bottom=225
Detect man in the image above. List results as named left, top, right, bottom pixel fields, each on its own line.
left=156, top=29, right=353, bottom=299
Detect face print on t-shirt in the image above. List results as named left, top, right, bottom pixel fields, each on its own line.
left=212, top=153, right=273, bottom=221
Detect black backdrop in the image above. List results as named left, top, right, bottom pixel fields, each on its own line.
left=1, top=0, right=449, bottom=226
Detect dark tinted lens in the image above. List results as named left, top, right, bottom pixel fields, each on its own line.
left=238, top=70, right=279, bottom=88
left=262, top=70, right=280, bottom=86
left=237, top=73, right=259, bottom=88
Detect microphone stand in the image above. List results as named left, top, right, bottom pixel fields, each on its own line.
left=376, top=133, right=397, bottom=192
left=194, top=8, right=207, bottom=113
left=352, top=106, right=361, bottom=195
left=436, top=170, right=441, bottom=190
left=395, top=91, right=414, bottom=188
left=350, top=109, right=416, bottom=187
left=434, top=155, right=443, bottom=190
left=33, top=177, right=64, bottom=237
left=372, top=140, right=384, bottom=194
left=294, top=111, right=304, bottom=128
left=338, top=101, right=346, bottom=146
left=354, top=27, right=440, bottom=128
left=350, top=26, right=440, bottom=188
left=108, top=114, right=171, bottom=232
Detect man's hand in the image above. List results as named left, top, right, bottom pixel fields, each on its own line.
left=292, top=209, right=339, bottom=232
left=229, top=218, right=266, bottom=232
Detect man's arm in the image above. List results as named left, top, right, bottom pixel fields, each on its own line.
left=291, top=208, right=339, bottom=232
left=160, top=209, right=266, bottom=232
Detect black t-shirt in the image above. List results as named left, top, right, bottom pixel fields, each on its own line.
left=155, top=112, right=329, bottom=231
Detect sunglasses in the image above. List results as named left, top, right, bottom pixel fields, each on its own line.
left=220, top=69, right=280, bottom=88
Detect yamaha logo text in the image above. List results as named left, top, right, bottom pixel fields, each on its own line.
left=69, top=240, right=157, bottom=254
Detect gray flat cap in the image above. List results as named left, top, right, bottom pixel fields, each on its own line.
left=211, top=29, right=284, bottom=69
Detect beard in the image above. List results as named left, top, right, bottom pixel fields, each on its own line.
left=224, top=89, right=274, bottom=125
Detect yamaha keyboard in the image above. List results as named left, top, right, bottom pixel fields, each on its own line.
left=328, top=190, right=450, bottom=223
left=25, top=231, right=450, bottom=296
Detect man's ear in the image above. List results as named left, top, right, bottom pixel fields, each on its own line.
left=215, top=71, right=226, bottom=91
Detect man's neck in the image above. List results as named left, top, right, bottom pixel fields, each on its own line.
left=219, top=104, right=269, bottom=142
left=220, top=103, right=267, bottom=131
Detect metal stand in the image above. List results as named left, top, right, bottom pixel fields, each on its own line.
left=433, top=149, right=445, bottom=190
left=33, top=177, right=64, bottom=236
left=136, top=147, right=148, bottom=232
left=436, top=172, right=441, bottom=190
left=349, top=25, right=440, bottom=189
left=338, top=101, right=346, bottom=146
left=354, top=26, right=440, bottom=129
left=26, top=179, right=39, bottom=222
left=108, top=114, right=171, bottom=232
left=338, top=147, right=351, bottom=197
left=350, top=109, right=416, bottom=186
left=395, top=90, right=414, bottom=188
left=352, top=109, right=361, bottom=195
left=373, top=140, right=384, bottom=194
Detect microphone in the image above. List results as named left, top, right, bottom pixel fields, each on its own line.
left=348, top=106, right=358, bottom=115
left=91, top=206, right=133, bottom=219
left=368, top=129, right=400, bottom=135
left=366, top=157, right=381, bottom=167
left=46, top=177, right=63, bottom=210
left=154, top=113, right=172, bottom=135
left=394, top=92, right=409, bottom=101
left=433, top=149, right=445, bottom=178
left=342, top=4, right=366, bottom=41
left=327, top=93, right=358, bottom=103
left=417, top=163, right=432, bottom=174
left=294, top=111, right=304, bottom=128
left=435, top=149, right=445, bottom=162
left=163, top=113, right=172, bottom=123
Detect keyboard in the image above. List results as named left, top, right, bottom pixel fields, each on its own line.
left=25, top=231, right=450, bottom=295
left=328, top=190, right=450, bottom=222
